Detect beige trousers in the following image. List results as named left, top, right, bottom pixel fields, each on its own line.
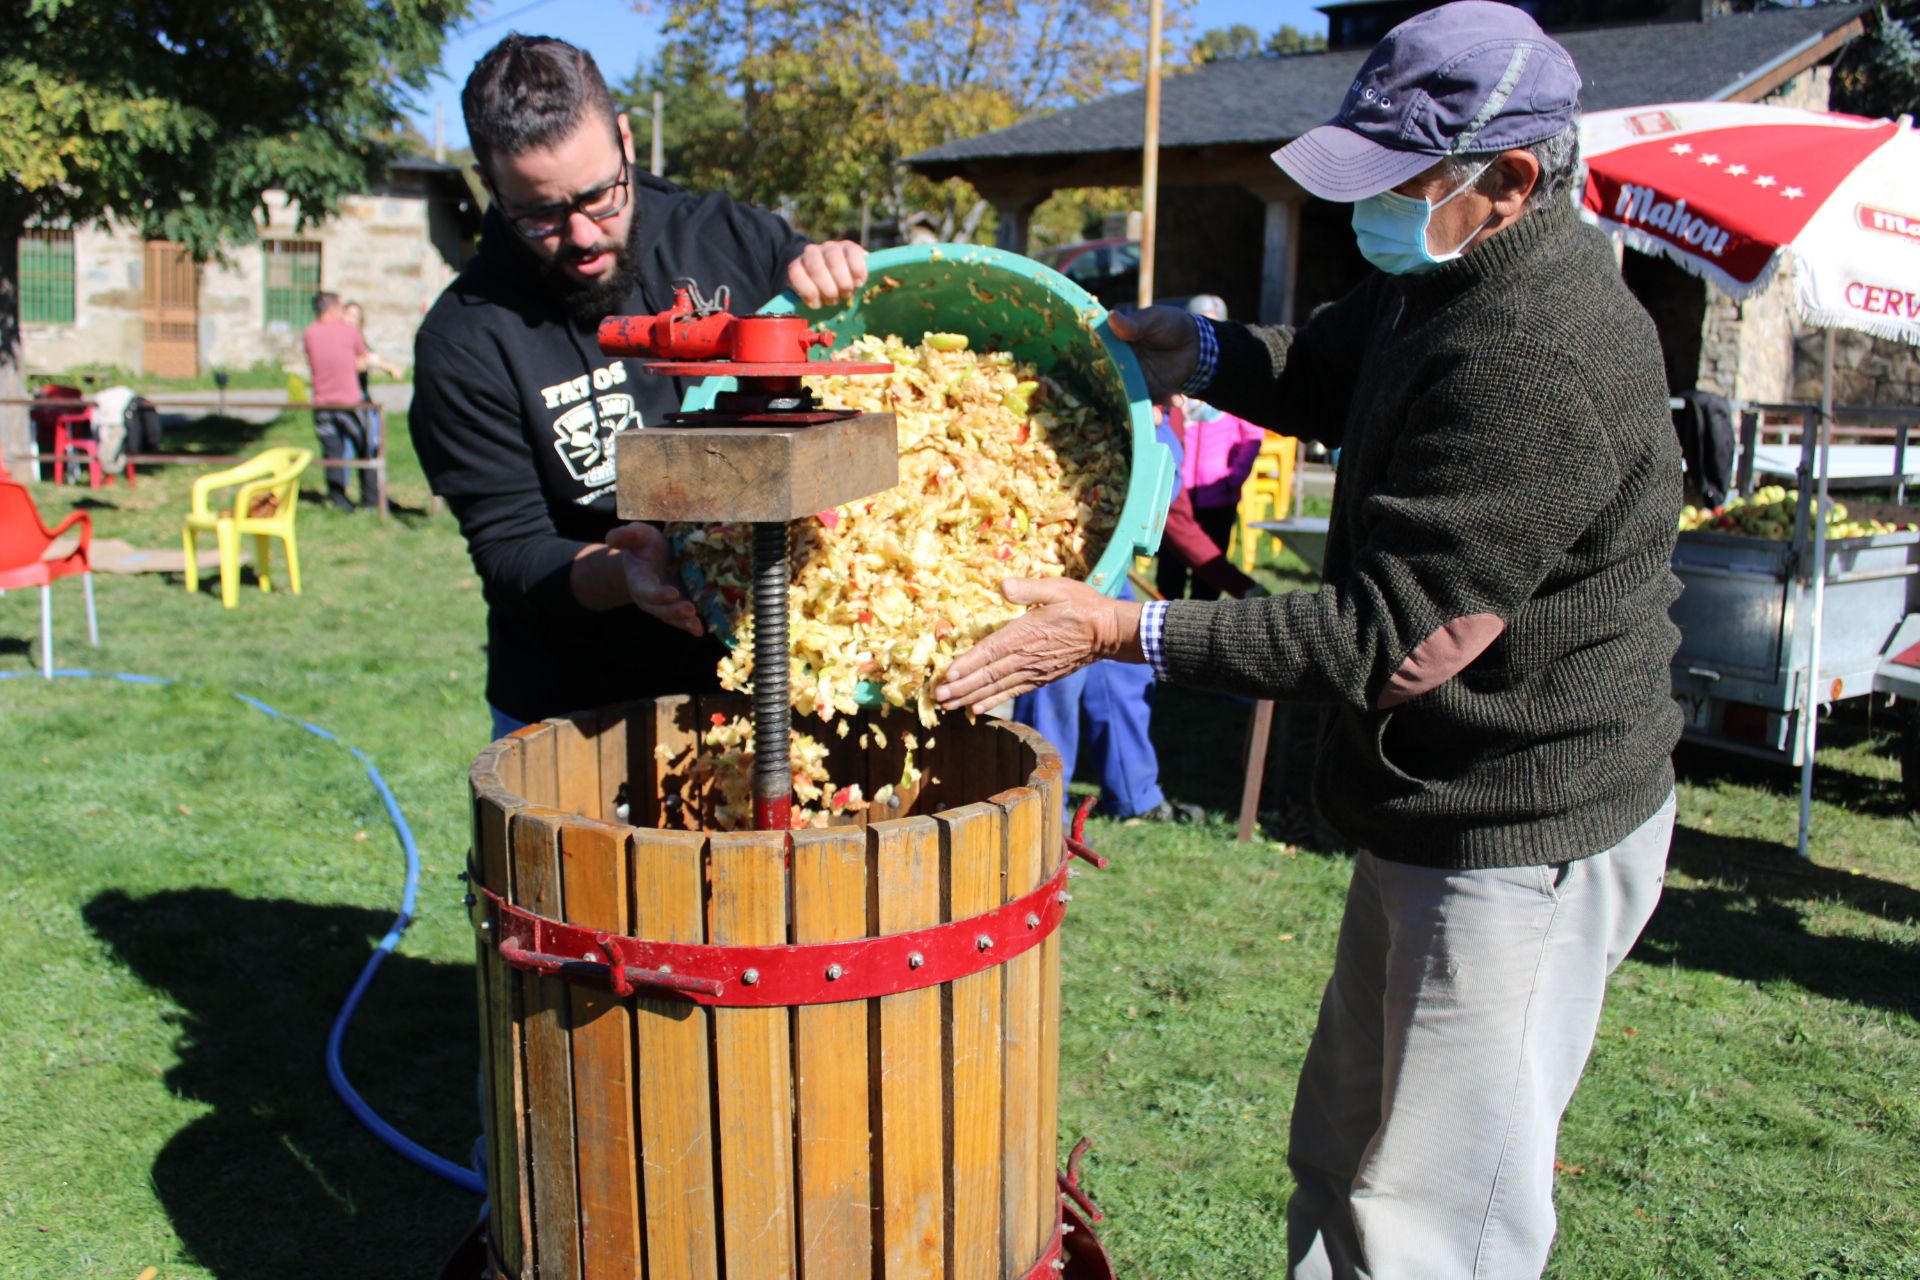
left=1286, top=794, right=1676, bottom=1280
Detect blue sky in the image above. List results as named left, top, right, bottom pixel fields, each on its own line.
left=403, top=0, right=1332, bottom=152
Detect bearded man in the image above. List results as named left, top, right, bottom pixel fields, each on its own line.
left=411, top=34, right=866, bottom=734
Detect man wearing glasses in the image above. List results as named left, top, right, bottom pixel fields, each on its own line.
left=411, top=34, right=868, bottom=735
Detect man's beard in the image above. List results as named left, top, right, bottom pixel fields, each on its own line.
left=535, top=215, right=645, bottom=325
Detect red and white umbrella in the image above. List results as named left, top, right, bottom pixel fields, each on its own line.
left=1579, top=101, right=1920, bottom=859
left=1580, top=102, right=1920, bottom=342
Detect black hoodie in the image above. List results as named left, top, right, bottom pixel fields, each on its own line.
left=410, top=174, right=810, bottom=723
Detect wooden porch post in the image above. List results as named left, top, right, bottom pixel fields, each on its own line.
left=992, top=199, right=1041, bottom=255
left=1259, top=197, right=1303, bottom=325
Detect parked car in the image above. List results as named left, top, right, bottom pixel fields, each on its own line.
left=1033, top=238, right=1139, bottom=308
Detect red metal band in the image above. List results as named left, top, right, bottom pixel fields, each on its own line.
left=1019, top=1199, right=1068, bottom=1280
left=472, top=861, right=1071, bottom=1008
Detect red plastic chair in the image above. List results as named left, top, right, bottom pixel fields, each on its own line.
left=48, top=407, right=133, bottom=489
left=0, top=481, right=99, bottom=677
left=51, top=409, right=98, bottom=487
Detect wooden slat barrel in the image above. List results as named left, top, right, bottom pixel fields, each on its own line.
left=469, top=694, right=1068, bottom=1280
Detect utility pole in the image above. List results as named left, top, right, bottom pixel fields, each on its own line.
left=651, top=89, right=665, bottom=176
left=1138, top=0, right=1164, bottom=307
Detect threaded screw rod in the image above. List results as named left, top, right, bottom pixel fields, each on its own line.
left=750, top=519, right=792, bottom=831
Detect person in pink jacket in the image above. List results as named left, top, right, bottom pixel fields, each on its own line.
left=1156, top=295, right=1267, bottom=600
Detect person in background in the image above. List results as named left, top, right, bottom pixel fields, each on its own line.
left=302, top=291, right=372, bottom=512
left=1156, top=294, right=1267, bottom=600
left=343, top=300, right=404, bottom=510
left=1012, top=416, right=1216, bottom=825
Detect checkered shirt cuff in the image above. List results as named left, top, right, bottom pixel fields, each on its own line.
left=1139, top=599, right=1172, bottom=679
left=1178, top=317, right=1218, bottom=395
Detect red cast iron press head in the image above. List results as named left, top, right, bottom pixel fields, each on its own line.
left=597, top=279, right=891, bottom=423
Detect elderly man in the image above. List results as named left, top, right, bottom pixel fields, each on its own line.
left=411, top=34, right=866, bottom=734
left=938, top=4, right=1682, bottom=1277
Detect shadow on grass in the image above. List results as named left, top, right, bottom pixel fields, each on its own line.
left=1673, top=705, right=1912, bottom=823
left=1150, top=685, right=1338, bottom=845
left=84, top=887, right=479, bottom=1277
left=1148, top=684, right=1258, bottom=814
left=1637, top=827, right=1920, bottom=1020
left=158, top=414, right=278, bottom=455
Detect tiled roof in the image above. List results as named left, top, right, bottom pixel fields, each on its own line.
left=907, top=4, right=1867, bottom=168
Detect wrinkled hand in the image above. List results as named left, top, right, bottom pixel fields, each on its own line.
left=935, top=578, right=1144, bottom=714
left=1107, top=306, right=1200, bottom=402
left=787, top=241, right=869, bottom=308
left=605, top=522, right=703, bottom=637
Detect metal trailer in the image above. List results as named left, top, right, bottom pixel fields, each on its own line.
left=1668, top=402, right=1920, bottom=854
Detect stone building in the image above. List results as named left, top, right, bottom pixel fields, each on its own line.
left=907, top=1, right=1896, bottom=406
left=18, top=157, right=480, bottom=381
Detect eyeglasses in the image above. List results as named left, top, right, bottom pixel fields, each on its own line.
left=501, top=158, right=631, bottom=240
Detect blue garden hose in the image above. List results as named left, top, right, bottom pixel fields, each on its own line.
left=0, top=668, right=486, bottom=1195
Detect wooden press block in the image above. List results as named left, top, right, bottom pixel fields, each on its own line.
left=613, top=413, right=899, bottom=523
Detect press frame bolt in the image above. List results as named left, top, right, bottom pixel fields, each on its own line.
left=907, top=952, right=925, bottom=968
left=826, top=964, right=845, bottom=981
left=742, top=968, right=760, bottom=986
left=1025, top=913, right=1041, bottom=929
left=976, top=935, right=994, bottom=951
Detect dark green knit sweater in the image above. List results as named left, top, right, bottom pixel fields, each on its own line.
left=1165, top=199, right=1683, bottom=868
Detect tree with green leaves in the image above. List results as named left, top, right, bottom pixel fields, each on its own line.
left=1265, top=23, right=1327, bottom=57
left=1192, top=20, right=1324, bottom=63
left=1833, top=2, right=1920, bottom=118
left=626, top=0, right=1191, bottom=245
left=0, top=0, right=468, bottom=463
left=1193, top=23, right=1261, bottom=63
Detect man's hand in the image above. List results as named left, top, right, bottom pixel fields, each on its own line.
left=935, top=578, right=1144, bottom=714
left=1108, top=306, right=1201, bottom=401
left=605, top=522, right=704, bottom=636
left=787, top=241, right=869, bottom=308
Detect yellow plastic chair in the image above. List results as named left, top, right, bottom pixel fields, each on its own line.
left=1233, top=435, right=1297, bottom=572
left=183, top=447, right=312, bottom=608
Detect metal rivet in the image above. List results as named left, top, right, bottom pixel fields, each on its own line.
left=742, top=968, right=760, bottom=985
left=826, top=964, right=845, bottom=980
left=463, top=893, right=476, bottom=907
left=1057, top=891, right=1073, bottom=903
left=478, top=920, right=492, bottom=933
left=976, top=935, right=994, bottom=951
left=1068, top=866, right=1082, bottom=878
left=1025, top=913, right=1041, bottom=929
left=907, top=952, right=925, bottom=968
left=657, top=964, right=673, bottom=975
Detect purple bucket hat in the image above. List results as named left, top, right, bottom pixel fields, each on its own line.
left=1273, top=1, right=1582, bottom=202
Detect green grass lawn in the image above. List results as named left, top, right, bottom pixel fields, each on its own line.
left=1, top=419, right=1914, bottom=1278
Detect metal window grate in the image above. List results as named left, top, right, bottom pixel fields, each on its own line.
left=262, top=239, right=323, bottom=327
left=21, top=229, right=75, bottom=325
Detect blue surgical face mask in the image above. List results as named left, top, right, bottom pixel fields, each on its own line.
left=1351, top=162, right=1494, bottom=276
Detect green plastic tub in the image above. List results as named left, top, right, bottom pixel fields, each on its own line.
left=681, top=242, right=1175, bottom=597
